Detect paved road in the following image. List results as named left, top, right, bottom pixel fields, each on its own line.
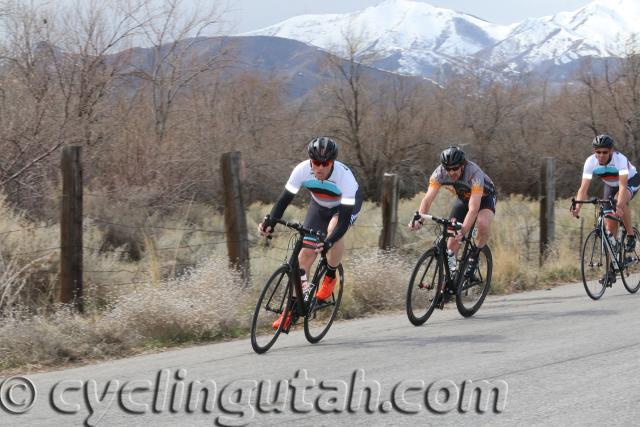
left=3, top=280, right=640, bottom=426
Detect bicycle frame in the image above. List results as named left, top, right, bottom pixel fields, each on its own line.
left=416, top=213, right=477, bottom=294
left=573, top=197, right=627, bottom=271
left=269, top=218, right=330, bottom=321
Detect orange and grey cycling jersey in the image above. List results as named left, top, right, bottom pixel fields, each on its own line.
left=428, top=161, right=496, bottom=201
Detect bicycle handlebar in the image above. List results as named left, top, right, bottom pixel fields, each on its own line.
left=263, top=215, right=326, bottom=241
left=570, top=197, right=620, bottom=221
left=412, top=211, right=463, bottom=230
left=570, top=197, right=609, bottom=206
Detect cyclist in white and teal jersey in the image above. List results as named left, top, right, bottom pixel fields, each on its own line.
left=258, top=137, right=362, bottom=329
left=571, top=134, right=640, bottom=252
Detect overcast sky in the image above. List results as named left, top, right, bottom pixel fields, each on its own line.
left=225, top=0, right=594, bottom=33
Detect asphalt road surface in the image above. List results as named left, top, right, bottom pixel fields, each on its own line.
left=3, top=280, right=640, bottom=426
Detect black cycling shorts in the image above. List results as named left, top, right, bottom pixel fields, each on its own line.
left=449, top=194, right=497, bottom=223
left=303, top=190, right=363, bottom=234
left=603, top=173, right=640, bottom=201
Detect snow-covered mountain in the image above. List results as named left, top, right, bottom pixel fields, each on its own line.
left=242, top=0, right=640, bottom=77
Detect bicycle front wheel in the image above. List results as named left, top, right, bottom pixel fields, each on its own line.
left=581, top=229, right=608, bottom=300
left=250, top=265, right=293, bottom=354
left=304, top=264, right=344, bottom=344
left=406, top=248, right=442, bottom=326
left=620, top=227, right=640, bottom=293
left=456, top=245, right=492, bottom=317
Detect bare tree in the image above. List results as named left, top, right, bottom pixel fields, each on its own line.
left=125, top=0, right=232, bottom=144
left=0, top=0, right=146, bottom=195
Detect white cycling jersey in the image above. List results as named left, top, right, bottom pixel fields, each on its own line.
left=285, top=160, right=359, bottom=208
left=582, top=151, right=638, bottom=187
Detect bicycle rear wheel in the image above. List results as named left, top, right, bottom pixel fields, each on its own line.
left=304, top=264, right=344, bottom=344
left=406, top=248, right=442, bottom=326
left=456, top=246, right=492, bottom=317
left=251, top=266, right=293, bottom=354
left=581, top=229, right=608, bottom=300
left=620, top=227, right=640, bottom=293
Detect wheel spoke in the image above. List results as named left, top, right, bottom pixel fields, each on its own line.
left=456, top=246, right=492, bottom=317
left=304, top=264, right=344, bottom=344
left=406, top=249, right=442, bottom=326
left=251, top=266, right=293, bottom=354
left=581, top=229, right=607, bottom=300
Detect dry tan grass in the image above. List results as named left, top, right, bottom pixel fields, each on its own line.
left=104, top=256, right=248, bottom=343
left=0, top=255, right=247, bottom=371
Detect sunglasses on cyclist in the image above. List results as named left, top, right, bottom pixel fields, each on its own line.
left=594, top=150, right=610, bottom=155
left=444, top=165, right=462, bottom=172
left=311, top=159, right=333, bottom=167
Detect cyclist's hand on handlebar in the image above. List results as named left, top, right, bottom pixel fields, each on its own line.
left=314, top=241, right=332, bottom=255
left=570, top=204, right=580, bottom=218
left=408, top=212, right=424, bottom=231
left=450, top=219, right=464, bottom=242
left=257, top=222, right=273, bottom=236
left=258, top=215, right=276, bottom=236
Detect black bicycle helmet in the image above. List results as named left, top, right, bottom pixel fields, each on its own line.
left=308, top=137, right=338, bottom=162
left=440, top=146, right=466, bottom=167
left=592, top=134, right=614, bottom=149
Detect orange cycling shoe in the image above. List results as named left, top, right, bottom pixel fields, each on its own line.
left=272, top=310, right=293, bottom=330
left=316, top=275, right=337, bottom=301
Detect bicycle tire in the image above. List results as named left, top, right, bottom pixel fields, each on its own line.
left=304, top=264, right=344, bottom=344
left=620, top=227, right=640, bottom=293
left=250, top=265, right=294, bottom=354
left=581, top=229, right=608, bottom=300
left=456, top=245, right=492, bottom=317
left=406, top=248, right=442, bottom=326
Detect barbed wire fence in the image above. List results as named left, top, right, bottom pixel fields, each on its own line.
left=3, top=149, right=591, bottom=312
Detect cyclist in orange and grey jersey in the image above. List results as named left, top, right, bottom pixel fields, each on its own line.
left=409, top=146, right=497, bottom=279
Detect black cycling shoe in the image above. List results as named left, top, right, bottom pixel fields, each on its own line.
left=465, top=258, right=481, bottom=283
left=625, top=236, right=636, bottom=253
left=599, top=269, right=616, bottom=287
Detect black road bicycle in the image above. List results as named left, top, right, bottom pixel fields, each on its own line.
left=571, top=197, right=640, bottom=299
left=406, top=212, right=493, bottom=326
left=250, top=217, right=344, bottom=354
left=406, top=212, right=492, bottom=325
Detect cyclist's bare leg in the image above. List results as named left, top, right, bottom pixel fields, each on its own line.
left=447, top=237, right=460, bottom=254
left=447, top=209, right=493, bottom=253
left=299, top=248, right=317, bottom=274
left=615, top=188, right=633, bottom=235
left=298, top=248, right=318, bottom=296
left=297, top=213, right=345, bottom=286
left=604, top=189, right=631, bottom=237
left=326, top=215, right=345, bottom=268
left=474, top=209, right=494, bottom=248
left=605, top=216, right=618, bottom=236
left=447, top=214, right=461, bottom=254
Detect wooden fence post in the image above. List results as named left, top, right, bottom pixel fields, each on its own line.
left=379, top=173, right=399, bottom=250
left=540, top=157, right=556, bottom=266
left=60, top=146, right=83, bottom=312
left=221, top=151, right=250, bottom=282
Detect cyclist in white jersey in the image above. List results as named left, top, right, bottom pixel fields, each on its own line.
left=258, top=137, right=362, bottom=329
left=571, top=134, right=640, bottom=252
